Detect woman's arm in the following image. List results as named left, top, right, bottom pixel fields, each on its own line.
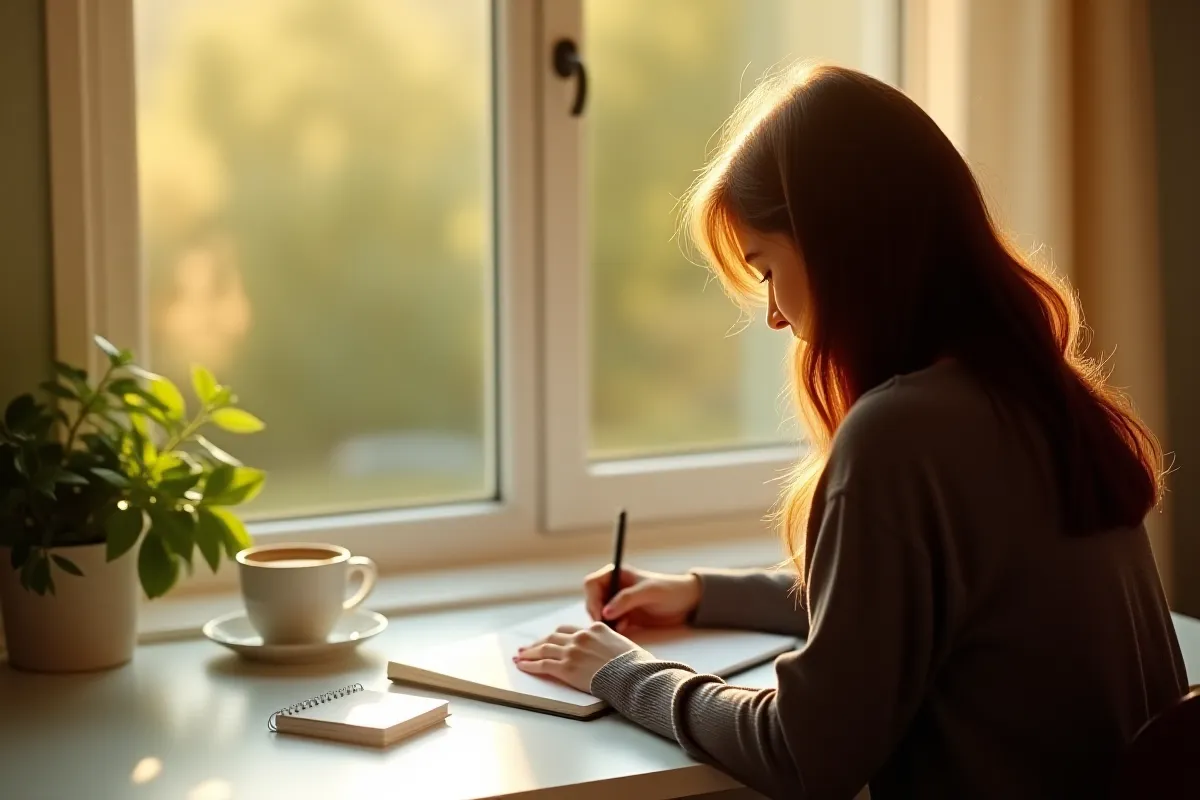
left=591, top=490, right=936, bottom=800
left=689, top=568, right=809, bottom=638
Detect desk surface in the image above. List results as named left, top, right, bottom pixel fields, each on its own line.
left=2, top=600, right=1199, bottom=800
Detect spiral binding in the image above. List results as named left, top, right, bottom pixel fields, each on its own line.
left=268, top=682, right=365, bottom=731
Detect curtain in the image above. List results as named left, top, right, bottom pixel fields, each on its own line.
left=905, top=0, right=1172, bottom=596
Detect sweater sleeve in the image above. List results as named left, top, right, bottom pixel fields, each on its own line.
left=689, top=568, right=809, bottom=638
left=591, top=489, right=936, bottom=800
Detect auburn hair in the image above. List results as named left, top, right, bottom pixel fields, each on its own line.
left=683, top=64, right=1163, bottom=578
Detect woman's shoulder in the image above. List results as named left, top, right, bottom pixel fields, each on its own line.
left=828, top=359, right=995, bottom=482
left=840, top=360, right=979, bottom=444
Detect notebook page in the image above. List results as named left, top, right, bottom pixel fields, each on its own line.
left=402, top=631, right=599, bottom=708
left=290, top=690, right=446, bottom=730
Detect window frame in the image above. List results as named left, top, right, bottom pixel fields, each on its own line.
left=44, top=0, right=913, bottom=584
left=538, top=0, right=903, bottom=530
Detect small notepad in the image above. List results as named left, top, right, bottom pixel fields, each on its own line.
left=269, top=683, right=449, bottom=747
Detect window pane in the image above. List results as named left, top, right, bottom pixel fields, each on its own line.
left=134, top=0, right=494, bottom=519
left=587, top=0, right=893, bottom=459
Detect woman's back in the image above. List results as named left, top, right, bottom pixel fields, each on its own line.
left=832, top=359, right=1186, bottom=797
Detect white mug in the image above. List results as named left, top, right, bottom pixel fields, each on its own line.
left=235, top=543, right=378, bottom=645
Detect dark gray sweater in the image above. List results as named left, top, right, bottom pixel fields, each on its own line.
left=591, top=360, right=1186, bottom=800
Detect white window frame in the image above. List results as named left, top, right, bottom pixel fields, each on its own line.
left=539, top=0, right=902, bottom=530
left=44, top=0, right=910, bottom=584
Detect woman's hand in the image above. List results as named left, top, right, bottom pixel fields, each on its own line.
left=513, top=623, right=639, bottom=692
left=584, top=565, right=703, bottom=633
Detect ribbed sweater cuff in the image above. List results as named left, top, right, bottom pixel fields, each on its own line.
left=590, top=649, right=719, bottom=758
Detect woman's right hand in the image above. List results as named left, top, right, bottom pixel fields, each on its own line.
left=583, top=565, right=702, bottom=633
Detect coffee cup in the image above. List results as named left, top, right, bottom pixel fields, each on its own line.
left=235, top=543, right=378, bottom=645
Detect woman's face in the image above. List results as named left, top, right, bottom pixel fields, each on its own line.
left=732, top=220, right=812, bottom=339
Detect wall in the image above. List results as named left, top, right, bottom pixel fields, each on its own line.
left=1150, top=0, right=1200, bottom=616
left=0, top=0, right=53, bottom=403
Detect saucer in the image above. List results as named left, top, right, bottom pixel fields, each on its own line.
left=202, top=608, right=388, bottom=664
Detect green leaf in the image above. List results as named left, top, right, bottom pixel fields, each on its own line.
left=93, top=335, right=132, bottom=366
left=210, top=387, right=235, bottom=408
left=152, top=451, right=186, bottom=479
left=4, top=394, right=40, bottom=433
left=106, top=505, right=144, bottom=560
left=81, top=431, right=119, bottom=461
left=203, top=464, right=236, bottom=500
left=39, top=381, right=78, bottom=401
left=126, top=414, right=157, bottom=465
left=194, top=508, right=225, bottom=573
left=149, top=507, right=194, bottom=568
left=191, top=365, right=219, bottom=405
left=53, top=360, right=88, bottom=383
left=123, top=387, right=170, bottom=414
left=137, top=533, right=178, bottom=599
left=211, top=408, right=264, bottom=434
left=149, top=376, right=186, bottom=421
left=158, top=472, right=202, bottom=498
left=204, top=467, right=265, bottom=506
left=51, top=554, right=84, bottom=577
left=195, top=435, right=241, bottom=466
left=32, top=554, right=54, bottom=596
left=10, top=540, right=31, bottom=570
left=209, top=507, right=251, bottom=558
left=90, top=467, right=130, bottom=488
left=105, top=378, right=140, bottom=398
left=54, top=470, right=89, bottom=486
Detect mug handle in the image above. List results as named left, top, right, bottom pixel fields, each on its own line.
left=343, top=556, right=378, bottom=610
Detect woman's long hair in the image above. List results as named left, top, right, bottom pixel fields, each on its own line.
left=683, top=64, right=1162, bottom=577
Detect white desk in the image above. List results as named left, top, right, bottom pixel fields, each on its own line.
left=2, top=599, right=1199, bottom=800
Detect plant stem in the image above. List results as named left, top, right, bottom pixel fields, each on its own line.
left=63, top=363, right=116, bottom=455
left=162, top=412, right=208, bottom=454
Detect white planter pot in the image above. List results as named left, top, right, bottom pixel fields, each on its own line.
left=0, top=542, right=138, bottom=672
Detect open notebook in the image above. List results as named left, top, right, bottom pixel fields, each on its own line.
left=269, top=684, right=449, bottom=747
left=387, top=603, right=796, bottom=720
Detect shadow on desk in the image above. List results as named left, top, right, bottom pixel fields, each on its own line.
left=204, top=650, right=377, bottom=679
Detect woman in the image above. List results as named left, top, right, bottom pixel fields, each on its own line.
left=515, top=64, right=1185, bottom=798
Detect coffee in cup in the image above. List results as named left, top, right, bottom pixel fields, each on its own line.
left=236, top=543, right=378, bottom=645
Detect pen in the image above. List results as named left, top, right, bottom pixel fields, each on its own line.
left=604, top=509, right=627, bottom=628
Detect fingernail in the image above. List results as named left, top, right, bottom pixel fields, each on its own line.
left=512, top=656, right=518, bottom=663
left=601, top=605, right=614, bottom=618
left=517, top=646, right=525, bottom=652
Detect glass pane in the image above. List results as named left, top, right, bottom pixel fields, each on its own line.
left=587, top=0, right=893, bottom=459
left=134, top=0, right=494, bottom=519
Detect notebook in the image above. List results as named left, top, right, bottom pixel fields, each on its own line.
left=386, top=602, right=796, bottom=720
left=268, top=682, right=449, bottom=747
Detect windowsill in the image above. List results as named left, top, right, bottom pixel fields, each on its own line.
left=136, top=537, right=783, bottom=645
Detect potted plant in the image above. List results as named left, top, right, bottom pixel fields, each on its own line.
left=0, top=335, right=265, bottom=672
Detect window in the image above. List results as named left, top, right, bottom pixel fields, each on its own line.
left=46, top=0, right=900, bottom=572
left=133, top=0, right=496, bottom=520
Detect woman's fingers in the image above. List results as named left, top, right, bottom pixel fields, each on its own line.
left=584, top=566, right=639, bottom=620
left=516, top=642, right=568, bottom=662
left=602, top=581, right=659, bottom=620
left=514, top=658, right=563, bottom=679
left=584, top=572, right=608, bottom=620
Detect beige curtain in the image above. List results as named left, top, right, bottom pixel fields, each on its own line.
left=906, top=0, right=1172, bottom=597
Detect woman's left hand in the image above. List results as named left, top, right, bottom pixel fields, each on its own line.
left=514, top=622, right=639, bottom=692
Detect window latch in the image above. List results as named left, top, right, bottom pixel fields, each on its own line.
left=552, top=39, right=588, bottom=117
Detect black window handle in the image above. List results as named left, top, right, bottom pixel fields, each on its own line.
left=552, top=39, right=588, bottom=117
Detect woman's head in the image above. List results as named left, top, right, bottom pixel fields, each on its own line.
left=685, top=64, right=1162, bottom=574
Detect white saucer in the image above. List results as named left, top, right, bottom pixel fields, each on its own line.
left=202, top=608, right=388, bottom=664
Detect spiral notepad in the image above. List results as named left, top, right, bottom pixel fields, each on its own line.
left=269, top=682, right=449, bottom=747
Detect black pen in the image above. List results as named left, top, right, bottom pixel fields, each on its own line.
left=604, top=509, right=627, bottom=628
